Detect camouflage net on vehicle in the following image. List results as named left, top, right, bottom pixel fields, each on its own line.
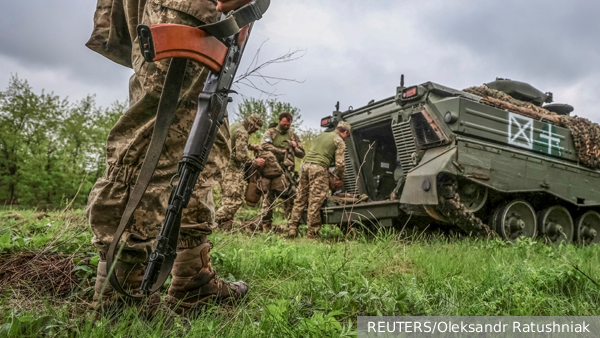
left=441, top=194, right=494, bottom=236
left=327, top=193, right=369, bottom=206
left=558, top=115, right=600, bottom=169
left=463, top=85, right=555, bottom=116
left=464, top=85, right=600, bottom=170
left=435, top=179, right=495, bottom=237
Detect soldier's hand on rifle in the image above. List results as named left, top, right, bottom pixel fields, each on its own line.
left=217, top=0, right=253, bottom=12
left=291, top=141, right=297, bottom=148
left=255, top=158, right=266, bottom=166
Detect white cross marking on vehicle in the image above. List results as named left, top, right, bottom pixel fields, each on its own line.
left=508, top=113, right=533, bottom=149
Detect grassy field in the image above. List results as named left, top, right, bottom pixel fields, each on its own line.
left=1, top=208, right=599, bottom=337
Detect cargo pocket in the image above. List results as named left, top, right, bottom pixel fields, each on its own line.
left=245, top=179, right=261, bottom=207
left=159, top=0, right=220, bottom=25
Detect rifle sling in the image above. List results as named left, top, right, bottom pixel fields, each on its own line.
left=105, top=0, right=271, bottom=299
left=106, top=57, right=188, bottom=299
left=201, top=0, right=270, bottom=38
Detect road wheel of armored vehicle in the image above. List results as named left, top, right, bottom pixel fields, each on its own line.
left=457, top=181, right=488, bottom=213
left=575, top=211, right=600, bottom=245
left=537, top=206, right=574, bottom=244
left=423, top=177, right=488, bottom=223
left=492, top=200, right=537, bottom=242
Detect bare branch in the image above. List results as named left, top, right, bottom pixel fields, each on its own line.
left=237, top=78, right=281, bottom=97
left=234, top=39, right=307, bottom=97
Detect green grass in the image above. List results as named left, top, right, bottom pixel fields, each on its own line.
left=1, top=209, right=600, bottom=337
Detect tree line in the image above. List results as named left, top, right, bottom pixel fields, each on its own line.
left=0, top=76, right=316, bottom=209
left=0, top=76, right=122, bottom=208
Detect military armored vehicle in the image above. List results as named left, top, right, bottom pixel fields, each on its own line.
left=319, top=78, right=600, bottom=245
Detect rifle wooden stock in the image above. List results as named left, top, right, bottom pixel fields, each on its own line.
left=143, top=24, right=228, bottom=72
left=109, top=0, right=270, bottom=299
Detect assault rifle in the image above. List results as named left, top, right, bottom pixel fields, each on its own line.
left=106, top=0, right=271, bottom=299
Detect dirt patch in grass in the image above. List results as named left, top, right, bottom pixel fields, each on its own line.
left=371, top=256, right=414, bottom=277
left=0, top=252, right=83, bottom=297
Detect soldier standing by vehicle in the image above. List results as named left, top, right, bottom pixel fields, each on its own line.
left=258, top=113, right=305, bottom=232
left=215, top=114, right=265, bottom=231
left=85, top=0, right=253, bottom=312
left=287, top=122, right=351, bottom=238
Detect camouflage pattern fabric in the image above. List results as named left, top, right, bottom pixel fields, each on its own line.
left=227, top=115, right=261, bottom=168
left=260, top=126, right=305, bottom=163
left=300, top=130, right=346, bottom=180
left=215, top=167, right=245, bottom=224
left=86, top=1, right=229, bottom=264
left=261, top=189, right=294, bottom=230
left=463, top=85, right=557, bottom=116
left=331, top=131, right=347, bottom=179
left=558, top=115, right=600, bottom=170
left=86, top=0, right=219, bottom=68
left=288, top=163, right=330, bottom=238
left=327, top=193, right=368, bottom=206
left=258, top=126, right=304, bottom=226
left=215, top=114, right=262, bottom=225
left=334, top=123, right=351, bottom=178
left=464, top=85, right=600, bottom=170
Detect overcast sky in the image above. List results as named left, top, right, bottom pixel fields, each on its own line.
left=1, top=0, right=599, bottom=129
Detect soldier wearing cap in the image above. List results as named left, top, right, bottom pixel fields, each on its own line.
left=287, top=121, right=352, bottom=238
left=215, top=114, right=265, bottom=230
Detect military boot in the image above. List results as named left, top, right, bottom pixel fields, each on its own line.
left=306, top=225, right=321, bottom=239
left=220, top=220, right=234, bottom=231
left=261, top=220, right=273, bottom=233
left=287, top=225, right=298, bottom=238
left=166, top=242, right=248, bottom=314
left=272, top=224, right=285, bottom=234
left=241, top=220, right=260, bottom=233
left=91, top=260, right=160, bottom=315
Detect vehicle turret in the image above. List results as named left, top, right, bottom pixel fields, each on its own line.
left=486, top=78, right=552, bottom=106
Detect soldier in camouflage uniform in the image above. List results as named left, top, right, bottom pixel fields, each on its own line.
left=215, top=114, right=265, bottom=231
left=258, top=113, right=305, bottom=232
left=288, top=122, right=351, bottom=239
left=85, top=0, right=252, bottom=312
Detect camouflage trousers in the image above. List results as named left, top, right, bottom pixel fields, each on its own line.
left=86, top=4, right=230, bottom=264
left=214, top=166, right=245, bottom=224
left=288, top=163, right=329, bottom=237
left=260, top=182, right=294, bottom=231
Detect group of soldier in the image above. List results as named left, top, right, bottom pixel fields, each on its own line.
left=215, top=112, right=351, bottom=239
left=85, top=0, right=351, bottom=315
